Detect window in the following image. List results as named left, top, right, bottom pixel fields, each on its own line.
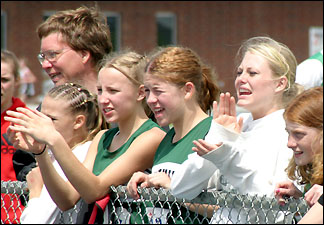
left=104, top=12, right=121, bottom=51
left=1, top=11, right=7, bottom=50
left=156, top=12, right=177, bottom=46
left=43, top=11, right=56, bottom=21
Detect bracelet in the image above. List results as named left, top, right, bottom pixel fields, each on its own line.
left=33, top=145, right=47, bottom=156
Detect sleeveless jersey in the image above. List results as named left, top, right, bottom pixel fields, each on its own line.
left=93, top=119, right=160, bottom=175
left=148, top=116, right=212, bottom=224
left=77, top=119, right=160, bottom=224
left=153, top=116, right=212, bottom=176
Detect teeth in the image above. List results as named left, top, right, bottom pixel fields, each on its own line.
left=104, top=108, right=112, bottom=113
left=154, top=109, right=162, bottom=113
left=240, top=89, right=250, bottom=93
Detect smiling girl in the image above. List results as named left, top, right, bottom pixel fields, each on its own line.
left=275, top=86, right=323, bottom=208
left=127, top=46, right=220, bottom=224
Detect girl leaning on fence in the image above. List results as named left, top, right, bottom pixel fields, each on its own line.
left=5, top=83, right=103, bottom=223
left=275, top=86, right=323, bottom=210
left=127, top=46, right=221, bottom=224
left=5, top=50, right=166, bottom=224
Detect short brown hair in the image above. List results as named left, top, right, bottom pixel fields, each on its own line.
left=37, top=5, right=113, bottom=72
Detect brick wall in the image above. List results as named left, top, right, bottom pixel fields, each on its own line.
left=1, top=1, right=323, bottom=96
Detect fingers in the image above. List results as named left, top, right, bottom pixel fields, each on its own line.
left=275, top=188, right=289, bottom=206
left=192, top=139, right=221, bottom=156
left=215, top=92, right=237, bottom=117
left=218, top=93, right=225, bottom=115
left=192, top=140, right=209, bottom=156
left=4, top=116, right=28, bottom=128
left=224, top=92, right=230, bottom=115
left=127, top=172, right=147, bottom=200
left=304, top=185, right=323, bottom=207
left=229, top=96, right=236, bottom=116
left=8, top=124, right=28, bottom=133
left=146, top=173, right=171, bottom=189
left=212, top=101, right=218, bottom=119
left=6, top=109, right=31, bottom=121
left=198, top=139, right=221, bottom=151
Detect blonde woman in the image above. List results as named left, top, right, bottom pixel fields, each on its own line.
left=170, top=37, right=302, bottom=223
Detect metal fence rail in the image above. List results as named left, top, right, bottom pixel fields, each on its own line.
left=1, top=180, right=309, bottom=224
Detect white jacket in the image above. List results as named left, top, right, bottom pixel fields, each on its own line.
left=20, top=141, right=92, bottom=224
left=171, top=109, right=293, bottom=199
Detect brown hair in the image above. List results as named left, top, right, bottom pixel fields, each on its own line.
left=1, top=50, right=20, bottom=81
left=47, top=83, right=105, bottom=147
left=145, top=46, right=220, bottom=113
left=37, top=5, right=112, bottom=72
left=284, top=86, right=323, bottom=185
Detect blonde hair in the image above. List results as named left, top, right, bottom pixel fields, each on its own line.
left=284, top=86, right=323, bottom=185
left=99, top=50, right=151, bottom=116
left=145, top=46, right=220, bottom=113
left=235, top=36, right=300, bottom=107
left=37, top=5, right=112, bottom=72
left=47, top=83, right=105, bottom=147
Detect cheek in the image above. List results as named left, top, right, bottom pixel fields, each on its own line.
left=234, top=78, right=239, bottom=89
left=54, top=121, right=74, bottom=138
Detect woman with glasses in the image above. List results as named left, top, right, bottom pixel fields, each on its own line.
left=36, top=5, right=112, bottom=94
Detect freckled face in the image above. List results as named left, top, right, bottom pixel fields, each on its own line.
left=144, top=73, right=185, bottom=127
left=285, top=121, right=321, bottom=166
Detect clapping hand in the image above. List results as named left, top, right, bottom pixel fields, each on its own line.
left=213, top=92, right=243, bottom=134
left=4, top=107, right=57, bottom=154
left=192, top=139, right=223, bottom=156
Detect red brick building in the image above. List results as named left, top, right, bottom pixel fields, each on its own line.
left=1, top=1, right=323, bottom=97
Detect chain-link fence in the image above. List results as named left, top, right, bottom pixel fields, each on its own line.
left=1, top=180, right=309, bottom=224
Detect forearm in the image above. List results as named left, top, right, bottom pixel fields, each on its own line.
left=171, top=153, right=218, bottom=200
left=203, top=142, right=273, bottom=196
left=298, top=201, right=323, bottom=224
left=36, top=152, right=80, bottom=211
left=48, top=136, right=102, bottom=204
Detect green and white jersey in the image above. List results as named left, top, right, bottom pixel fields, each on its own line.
left=93, top=119, right=160, bottom=176
left=152, top=116, right=212, bottom=175
left=147, top=116, right=212, bottom=224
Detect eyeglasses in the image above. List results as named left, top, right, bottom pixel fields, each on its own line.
left=37, top=48, right=71, bottom=65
